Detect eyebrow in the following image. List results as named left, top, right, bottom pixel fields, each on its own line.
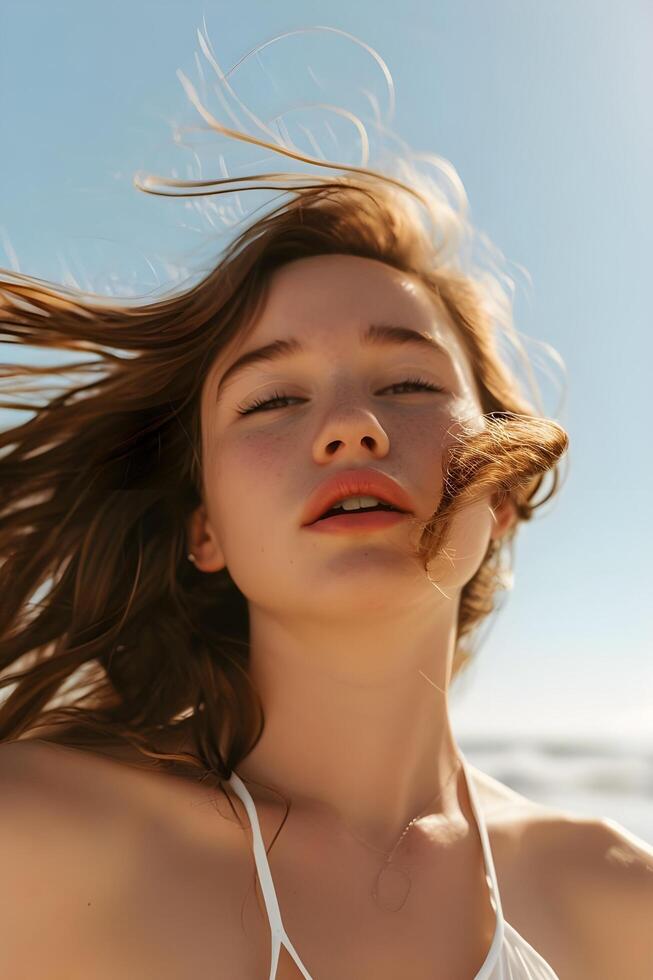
left=215, top=323, right=453, bottom=401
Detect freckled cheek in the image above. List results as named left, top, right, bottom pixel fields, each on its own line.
left=241, top=429, right=291, bottom=476
left=408, top=409, right=458, bottom=457
left=216, top=431, right=292, bottom=527
left=401, top=410, right=470, bottom=506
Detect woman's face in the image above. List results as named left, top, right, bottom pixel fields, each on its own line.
left=192, top=254, right=501, bottom=618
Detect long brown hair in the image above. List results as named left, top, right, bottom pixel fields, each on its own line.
left=0, top=59, right=568, bottom=788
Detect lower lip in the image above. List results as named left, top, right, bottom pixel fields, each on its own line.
left=304, top=511, right=409, bottom=533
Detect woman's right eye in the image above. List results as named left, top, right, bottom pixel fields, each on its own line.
left=237, top=392, right=302, bottom=415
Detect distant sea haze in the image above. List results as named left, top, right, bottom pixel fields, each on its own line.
left=458, top=733, right=653, bottom=845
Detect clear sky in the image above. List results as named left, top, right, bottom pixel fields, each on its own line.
left=1, top=1, right=651, bottom=742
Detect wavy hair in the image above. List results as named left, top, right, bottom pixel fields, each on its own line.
left=0, top=51, right=568, bottom=789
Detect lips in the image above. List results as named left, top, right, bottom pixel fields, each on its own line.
left=300, top=468, right=415, bottom=527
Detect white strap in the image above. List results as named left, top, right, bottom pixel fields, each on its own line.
left=228, top=770, right=314, bottom=979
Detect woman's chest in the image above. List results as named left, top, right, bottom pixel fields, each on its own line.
left=52, top=808, right=558, bottom=980
left=27, top=753, right=572, bottom=980
left=58, top=841, right=497, bottom=980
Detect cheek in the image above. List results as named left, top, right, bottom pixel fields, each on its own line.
left=212, top=428, right=291, bottom=539
left=421, top=408, right=493, bottom=582
left=427, top=492, right=494, bottom=589
left=226, top=429, right=283, bottom=477
left=408, top=405, right=480, bottom=488
left=404, top=404, right=457, bottom=454
left=210, top=428, right=304, bottom=599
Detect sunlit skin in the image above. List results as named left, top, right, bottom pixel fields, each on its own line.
left=186, top=254, right=516, bottom=851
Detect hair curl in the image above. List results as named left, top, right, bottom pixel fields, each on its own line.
left=0, top=75, right=568, bottom=791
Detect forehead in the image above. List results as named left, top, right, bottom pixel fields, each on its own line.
left=256, top=254, right=455, bottom=347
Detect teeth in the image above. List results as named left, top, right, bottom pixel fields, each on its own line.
left=334, top=495, right=383, bottom=511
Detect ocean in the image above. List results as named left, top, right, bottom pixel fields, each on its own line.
left=458, top=732, right=653, bottom=847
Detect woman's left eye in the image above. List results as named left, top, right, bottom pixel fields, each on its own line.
left=237, top=378, right=444, bottom=415
left=387, top=378, right=445, bottom=396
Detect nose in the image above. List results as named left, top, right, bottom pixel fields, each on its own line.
left=312, top=405, right=390, bottom=462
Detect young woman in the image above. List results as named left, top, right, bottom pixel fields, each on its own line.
left=0, top=38, right=651, bottom=980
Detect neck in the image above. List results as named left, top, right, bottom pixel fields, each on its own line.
left=232, top=599, right=466, bottom=848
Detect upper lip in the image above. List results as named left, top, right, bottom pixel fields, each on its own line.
left=301, top=468, right=415, bottom=526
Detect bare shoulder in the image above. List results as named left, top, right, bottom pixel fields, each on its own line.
left=0, top=735, right=145, bottom=875
left=0, top=736, right=103, bottom=826
left=555, top=815, right=653, bottom=980
left=465, top=759, right=556, bottom=817
left=466, top=758, right=651, bottom=888
left=467, top=760, right=653, bottom=978
left=0, top=732, right=112, bottom=782
left=0, top=738, right=139, bottom=975
left=0, top=736, right=153, bottom=832
left=0, top=735, right=241, bottom=840
left=464, top=758, right=578, bottom=856
left=0, top=737, right=254, bottom=979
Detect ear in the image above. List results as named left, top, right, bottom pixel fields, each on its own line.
left=186, top=504, right=226, bottom=572
left=488, top=491, right=518, bottom=542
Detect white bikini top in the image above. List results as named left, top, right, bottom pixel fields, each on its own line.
left=228, top=749, right=560, bottom=979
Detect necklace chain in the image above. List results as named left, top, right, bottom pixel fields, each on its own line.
left=339, top=755, right=464, bottom=912
left=233, top=754, right=465, bottom=915
left=341, top=755, right=463, bottom=863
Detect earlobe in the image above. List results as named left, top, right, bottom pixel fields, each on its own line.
left=186, top=506, right=226, bottom=572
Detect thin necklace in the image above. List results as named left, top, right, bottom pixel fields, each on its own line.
left=338, top=756, right=463, bottom=912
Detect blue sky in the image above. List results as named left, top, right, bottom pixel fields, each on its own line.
left=1, top=1, right=651, bottom=742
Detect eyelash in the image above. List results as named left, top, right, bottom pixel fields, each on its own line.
left=236, top=377, right=445, bottom=415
